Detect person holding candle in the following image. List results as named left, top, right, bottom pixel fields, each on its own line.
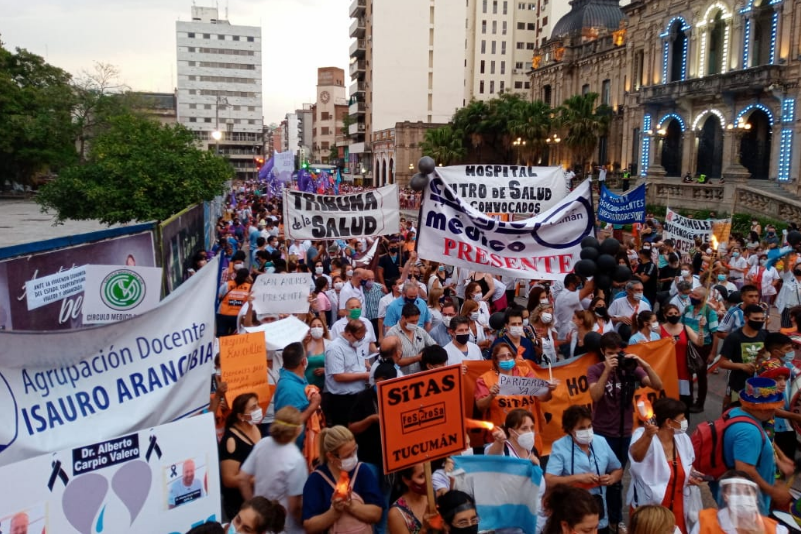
left=627, top=398, right=702, bottom=534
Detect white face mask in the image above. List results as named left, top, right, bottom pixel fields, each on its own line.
left=472, top=293, right=483, bottom=302
left=649, top=322, right=661, bottom=333
left=249, top=408, right=263, bottom=425
left=469, top=312, right=479, bottom=321
left=346, top=270, right=354, bottom=277
left=233, top=262, right=244, bottom=270
left=339, top=453, right=359, bottom=472
left=310, top=327, right=324, bottom=340
left=509, top=326, right=524, bottom=337
left=334, top=282, right=344, bottom=290
left=680, top=269, right=690, bottom=277
left=404, top=321, right=416, bottom=332
left=541, top=312, right=553, bottom=324
left=522, top=318, right=530, bottom=327
left=673, top=419, right=689, bottom=434
left=632, top=292, right=644, bottom=301
left=514, top=430, right=535, bottom=451
left=442, top=315, right=453, bottom=328
left=539, top=299, right=549, bottom=305
left=215, top=369, right=222, bottom=377
left=315, top=267, right=324, bottom=274
left=574, top=428, right=594, bottom=445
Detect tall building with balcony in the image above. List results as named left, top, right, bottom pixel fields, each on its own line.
left=176, top=6, right=263, bottom=181
left=313, top=67, right=348, bottom=164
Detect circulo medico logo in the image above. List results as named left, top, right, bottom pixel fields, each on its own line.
left=100, top=270, right=147, bottom=311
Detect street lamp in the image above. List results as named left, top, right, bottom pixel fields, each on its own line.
left=211, top=130, right=222, bottom=155
left=727, top=118, right=752, bottom=164
left=513, top=137, right=527, bottom=165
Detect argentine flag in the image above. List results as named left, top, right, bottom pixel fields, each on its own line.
left=452, top=455, right=544, bottom=534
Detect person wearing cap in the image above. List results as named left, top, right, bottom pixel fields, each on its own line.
left=716, top=377, right=792, bottom=514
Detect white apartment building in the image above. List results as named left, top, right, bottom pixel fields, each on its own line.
left=176, top=6, right=263, bottom=181
left=283, top=112, right=301, bottom=156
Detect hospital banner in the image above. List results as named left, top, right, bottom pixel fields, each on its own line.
left=0, top=413, right=221, bottom=534
left=0, top=257, right=219, bottom=467
left=283, top=184, right=400, bottom=240
left=597, top=184, right=646, bottom=224
left=462, top=338, right=678, bottom=454
left=436, top=165, right=568, bottom=216
left=663, top=208, right=732, bottom=256
left=417, top=178, right=594, bottom=280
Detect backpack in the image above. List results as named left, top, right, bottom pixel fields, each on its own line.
left=690, top=410, right=766, bottom=481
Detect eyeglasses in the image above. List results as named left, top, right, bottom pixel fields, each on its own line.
left=452, top=516, right=480, bottom=528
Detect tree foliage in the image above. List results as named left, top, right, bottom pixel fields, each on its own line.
left=556, top=93, right=611, bottom=172
left=36, top=114, right=232, bottom=224
left=0, top=44, right=78, bottom=185
left=420, top=125, right=466, bottom=166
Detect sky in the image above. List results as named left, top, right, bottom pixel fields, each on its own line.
left=1, top=0, right=351, bottom=124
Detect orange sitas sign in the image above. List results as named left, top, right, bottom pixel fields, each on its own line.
left=377, top=364, right=466, bottom=474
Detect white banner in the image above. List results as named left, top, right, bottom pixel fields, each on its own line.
left=283, top=184, right=400, bottom=240
left=417, top=178, right=594, bottom=280
left=25, top=265, right=87, bottom=311
left=0, top=414, right=221, bottom=534
left=251, top=272, right=312, bottom=315
left=82, top=265, right=163, bottom=324
left=245, top=315, right=310, bottom=351
left=0, top=258, right=218, bottom=467
left=662, top=208, right=732, bottom=256
left=436, top=165, right=568, bottom=215
left=274, top=150, right=295, bottom=183
left=498, top=374, right=552, bottom=396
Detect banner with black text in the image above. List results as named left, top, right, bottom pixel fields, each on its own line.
left=283, top=184, right=400, bottom=240
left=662, top=208, right=732, bottom=256
left=417, top=178, right=594, bottom=280
left=436, top=165, right=567, bottom=215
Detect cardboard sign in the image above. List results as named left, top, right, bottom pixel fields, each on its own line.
left=251, top=273, right=312, bottom=315
left=497, top=374, right=552, bottom=397
left=82, top=265, right=164, bottom=324
left=0, top=413, right=221, bottom=534
left=377, top=364, right=466, bottom=473
left=24, top=265, right=87, bottom=311
left=244, top=314, right=311, bottom=351
left=219, top=332, right=272, bottom=412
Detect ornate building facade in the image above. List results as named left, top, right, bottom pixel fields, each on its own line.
left=530, top=0, right=801, bottom=212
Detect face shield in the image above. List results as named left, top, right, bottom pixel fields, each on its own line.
left=718, top=478, right=762, bottom=532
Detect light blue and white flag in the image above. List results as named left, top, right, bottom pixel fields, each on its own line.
left=452, top=455, right=543, bottom=534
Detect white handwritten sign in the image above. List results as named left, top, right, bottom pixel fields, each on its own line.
left=251, top=273, right=312, bottom=315
left=498, top=374, right=552, bottom=396
left=25, top=265, right=87, bottom=311
left=245, top=315, right=310, bottom=351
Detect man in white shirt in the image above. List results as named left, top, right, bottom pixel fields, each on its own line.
left=338, top=268, right=366, bottom=317
left=443, top=315, right=483, bottom=366
left=378, top=278, right=403, bottom=340
left=330, top=297, right=377, bottom=359
left=598, top=165, right=607, bottom=189
left=554, top=274, right=593, bottom=340
left=323, top=320, right=370, bottom=427
left=608, top=280, right=651, bottom=332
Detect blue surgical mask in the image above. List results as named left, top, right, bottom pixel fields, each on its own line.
left=498, top=359, right=516, bottom=371
left=228, top=524, right=240, bottom=534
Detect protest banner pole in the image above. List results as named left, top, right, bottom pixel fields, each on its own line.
left=424, top=461, right=437, bottom=513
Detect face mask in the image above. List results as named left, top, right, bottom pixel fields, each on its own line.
left=650, top=322, right=660, bottom=332
left=784, top=351, right=795, bottom=363
left=509, top=326, right=524, bottom=337
left=717, top=274, right=727, bottom=281
left=727, top=494, right=759, bottom=516
left=673, top=419, right=688, bottom=434
left=346, top=270, right=354, bottom=277
left=469, top=312, right=479, bottom=321
left=540, top=299, right=550, bottom=305
left=472, top=293, right=483, bottom=302
left=340, top=453, right=359, bottom=472
left=233, top=262, right=244, bottom=270
left=348, top=308, right=362, bottom=320
left=680, top=269, right=690, bottom=277
left=632, top=292, right=643, bottom=301
left=498, top=359, right=516, bottom=371
left=522, top=318, right=530, bottom=327
left=732, top=252, right=740, bottom=258
left=679, top=293, right=689, bottom=300
left=249, top=408, right=263, bottom=425
left=594, top=306, right=607, bottom=316
left=404, top=321, right=416, bottom=332
left=405, top=297, right=417, bottom=305
left=315, top=267, right=324, bottom=274
left=666, top=315, right=681, bottom=325
left=747, top=320, right=764, bottom=331
left=438, top=266, right=445, bottom=272
left=760, top=259, right=767, bottom=266
left=310, top=327, right=324, bottom=340
left=455, top=333, right=471, bottom=345
left=334, top=282, right=344, bottom=290
left=574, top=428, right=594, bottom=445
left=689, top=297, right=702, bottom=306
left=450, top=525, right=479, bottom=534
left=514, top=430, right=535, bottom=451
left=442, top=315, right=453, bottom=328
left=215, top=368, right=222, bottom=377
left=409, top=481, right=428, bottom=495
left=794, top=270, right=801, bottom=278
left=227, top=524, right=241, bottom=534
left=364, top=281, right=374, bottom=290
left=541, top=312, right=553, bottom=324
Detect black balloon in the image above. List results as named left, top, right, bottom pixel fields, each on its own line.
left=788, top=230, right=801, bottom=247
left=580, top=247, right=599, bottom=261
left=600, top=238, right=621, bottom=256
left=581, top=236, right=600, bottom=250
left=418, top=156, right=436, bottom=175
left=410, top=172, right=429, bottom=192
left=489, top=312, right=506, bottom=331
left=583, top=332, right=602, bottom=354
left=613, top=265, right=633, bottom=282
left=594, top=274, right=611, bottom=289
left=574, top=259, right=597, bottom=278
left=596, top=254, right=617, bottom=274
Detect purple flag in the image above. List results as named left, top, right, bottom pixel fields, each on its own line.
left=258, top=156, right=274, bottom=182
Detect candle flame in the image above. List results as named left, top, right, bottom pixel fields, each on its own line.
left=465, top=419, right=495, bottom=431
left=710, top=235, right=719, bottom=251
left=636, top=399, right=654, bottom=422
left=334, top=473, right=351, bottom=500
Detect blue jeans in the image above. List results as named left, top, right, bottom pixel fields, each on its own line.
left=366, top=463, right=391, bottom=534
left=595, top=433, right=632, bottom=526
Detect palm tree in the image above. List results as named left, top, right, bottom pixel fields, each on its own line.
left=509, top=99, right=552, bottom=165
left=557, top=93, right=610, bottom=175
left=420, top=125, right=467, bottom=166
left=453, top=99, right=490, bottom=162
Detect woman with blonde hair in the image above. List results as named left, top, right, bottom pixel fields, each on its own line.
left=302, top=426, right=383, bottom=534
left=629, top=505, right=676, bottom=534
left=565, top=310, right=596, bottom=359
left=460, top=299, right=490, bottom=351
left=427, top=286, right=445, bottom=329
left=238, top=407, right=308, bottom=534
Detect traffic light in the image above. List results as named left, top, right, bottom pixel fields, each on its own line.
left=302, top=161, right=309, bottom=170
left=254, top=156, right=265, bottom=169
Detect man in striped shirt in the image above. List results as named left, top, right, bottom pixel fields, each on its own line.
left=682, top=286, right=719, bottom=413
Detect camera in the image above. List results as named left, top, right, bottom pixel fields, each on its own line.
left=616, top=351, right=639, bottom=373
